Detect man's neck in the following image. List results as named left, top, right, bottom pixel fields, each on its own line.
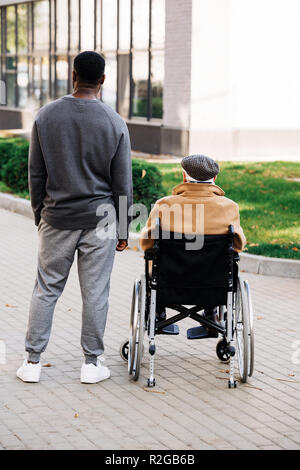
left=72, top=86, right=99, bottom=100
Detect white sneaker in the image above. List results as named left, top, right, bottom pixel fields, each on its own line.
left=16, top=360, right=42, bottom=383
left=80, top=358, right=110, bottom=384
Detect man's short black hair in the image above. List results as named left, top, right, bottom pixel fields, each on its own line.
left=74, top=51, right=105, bottom=83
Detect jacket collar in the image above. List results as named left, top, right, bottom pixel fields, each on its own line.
left=172, top=182, right=225, bottom=197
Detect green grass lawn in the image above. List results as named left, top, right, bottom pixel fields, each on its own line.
left=156, top=161, right=300, bottom=260
left=0, top=161, right=299, bottom=259
left=0, top=181, right=30, bottom=200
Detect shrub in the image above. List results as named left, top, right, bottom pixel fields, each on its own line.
left=1, top=139, right=29, bottom=193
left=0, top=137, right=27, bottom=172
left=0, top=140, right=165, bottom=213
left=132, top=159, right=165, bottom=212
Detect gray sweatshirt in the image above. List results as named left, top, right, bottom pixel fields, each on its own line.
left=28, top=95, right=133, bottom=235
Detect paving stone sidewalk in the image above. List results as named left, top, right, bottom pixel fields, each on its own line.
left=0, top=208, right=299, bottom=450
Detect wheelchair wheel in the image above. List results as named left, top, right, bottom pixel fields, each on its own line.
left=128, top=275, right=146, bottom=381
left=234, top=276, right=250, bottom=383
left=216, top=339, right=230, bottom=363
left=120, top=340, right=129, bottom=362
left=244, top=280, right=254, bottom=377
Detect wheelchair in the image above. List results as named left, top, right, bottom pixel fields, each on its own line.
left=120, top=219, right=254, bottom=389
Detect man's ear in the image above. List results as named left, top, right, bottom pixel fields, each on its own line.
left=100, top=74, right=106, bottom=85
left=182, top=170, right=187, bottom=183
left=72, top=70, right=76, bottom=85
left=213, top=175, right=217, bottom=182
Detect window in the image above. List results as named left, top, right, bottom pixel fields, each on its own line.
left=151, top=0, right=165, bottom=49
left=132, top=51, right=148, bottom=118
left=70, top=0, right=79, bottom=52
left=118, top=53, right=130, bottom=118
left=17, top=56, right=29, bottom=108
left=17, top=4, right=27, bottom=55
left=132, top=0, right=149, bottom=50
left=34, top=1, right=49, bottom=52
left=80, top=0, right=95, bottom=51
left=56, top=0, right=68, bottom=52
left=56, top=56, right=68, bottom=97
left=102, top=54, right=117, bottom=110
left=102, top=0, right=117, bottom=51
left=0, top=0, right=165, bottom=120
left=6, top=6, right=16, bottom=55
left=151, top=52, right=164, bottom=119
left=119, top=0, right=131, bottom=51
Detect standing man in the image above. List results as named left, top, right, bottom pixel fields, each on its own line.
left=17, top=51, right=132, bottom=384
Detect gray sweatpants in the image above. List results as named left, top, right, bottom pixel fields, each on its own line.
left=25, top=220, right=117, bottom=365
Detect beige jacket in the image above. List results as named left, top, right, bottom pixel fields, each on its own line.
left=140, top=183, right=246, bottom=252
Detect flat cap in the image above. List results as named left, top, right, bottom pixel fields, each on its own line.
left=181, top=154, right=220, bottom=181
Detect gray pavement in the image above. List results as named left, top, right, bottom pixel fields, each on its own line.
left=0, top=208, right=300, bottom=450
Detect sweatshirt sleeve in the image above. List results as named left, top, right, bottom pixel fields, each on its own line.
left=28, top=121, right=47, bottom=226
left=140, top=203, right=160, bottom=251
left=110, top=122, right=133, bottom=239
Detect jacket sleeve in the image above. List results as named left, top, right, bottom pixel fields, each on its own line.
left=28, top=121, right=47, bottom=226
left=232, top=204, right=247, bottom=252
left=110, top=122, right=133, bottom=240
left=140, top=203, right=161, bottom=251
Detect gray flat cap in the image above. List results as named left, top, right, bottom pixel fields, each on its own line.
left=181, top=154, right=220, bottom=181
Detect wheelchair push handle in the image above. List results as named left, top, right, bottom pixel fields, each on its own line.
left=228, top=224, right=235, bottom=238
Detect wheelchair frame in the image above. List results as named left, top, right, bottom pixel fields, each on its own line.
left=120, top=220, right=254, bottom=389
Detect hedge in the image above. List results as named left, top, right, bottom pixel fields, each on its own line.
left=0, top=138, right=29, bottom=193
left=0, top=138, right=165, bottom=211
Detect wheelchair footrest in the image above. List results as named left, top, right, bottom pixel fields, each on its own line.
left=187, top=326, right=218, bottom=340
left=157, top=324, right=180, bottom=335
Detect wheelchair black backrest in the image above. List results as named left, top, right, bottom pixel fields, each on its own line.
left=154, top=229, right=234, bottom=308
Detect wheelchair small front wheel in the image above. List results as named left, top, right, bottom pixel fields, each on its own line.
left=216, top=339, right=230, bottom=363
left=228, top=379, right=237, bottom=389
left=120, top=340, right=129, bottom=362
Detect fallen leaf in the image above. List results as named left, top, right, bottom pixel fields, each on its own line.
left=292, top=247, right=299, bottom=252
left=249, top=243, right=259, bottom=247
left=141, top=169, right=147, bottom=179
left=43, top=363, right=52, bottom=368
left=244, top=384, right=263, bottom=391
left=143, top=388, right=166, bottom=394
left=5, top=304, right=17, bottom=308
left=276, top=378, right=299, bottom=384
left=288, top=374, right=295, bottom=377
left=74, top=413, right=79, bottom=418
left=256, top=316, right=264, bottom=320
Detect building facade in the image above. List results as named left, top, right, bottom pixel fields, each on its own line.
left=0, top=0, right=300, bottom=159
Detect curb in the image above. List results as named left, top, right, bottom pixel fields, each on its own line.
left=1, top=192, right=299, bottom=279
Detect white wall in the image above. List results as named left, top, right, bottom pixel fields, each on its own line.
left=188, top=0, right=233, bottom=157
left=185, top=0, right=300, bottom=157
left=231, top=0, right=300, bottom=130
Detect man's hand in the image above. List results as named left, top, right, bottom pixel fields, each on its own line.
left=116, top=239, right=128, bottom=252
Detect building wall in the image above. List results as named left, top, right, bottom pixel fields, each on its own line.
left=1, top=0, right=300, bottom=159
left=230, top=0, right=300, bottom=157
left=189, top=0, right=232, bottom=158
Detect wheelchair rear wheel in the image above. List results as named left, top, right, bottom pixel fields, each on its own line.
left=234, top=276, right=250, bottom=383
left=128, top=275, right=146, bottom=381
left=244, top=280, right=254, bottom=377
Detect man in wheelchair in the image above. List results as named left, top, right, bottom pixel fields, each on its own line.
left=122, top=155, right=253, bottom=389
left=140, top=154, right=246, bottom=335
